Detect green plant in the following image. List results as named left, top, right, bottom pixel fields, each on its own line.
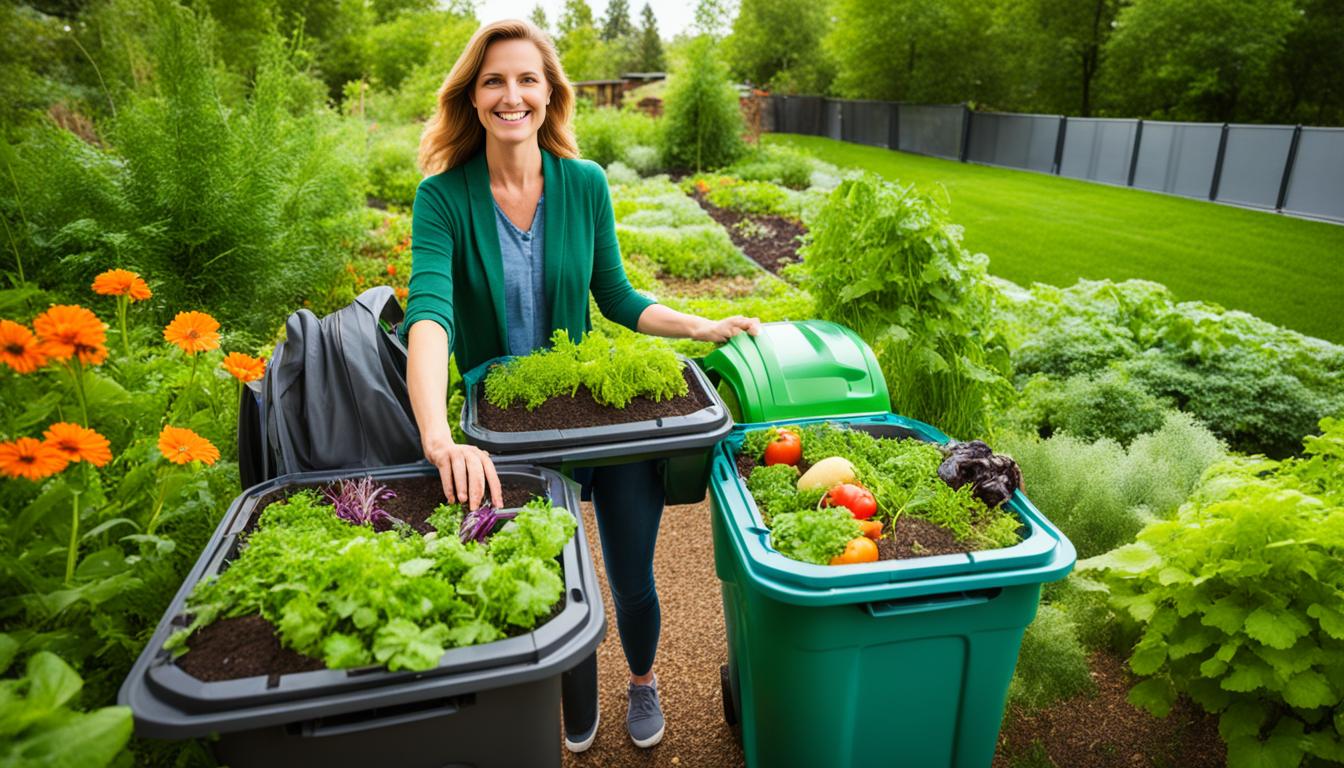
left=483, top=329, right=688, bottom=410
left=574, top=106, right=662, bottom=168
left=0, top=645, right=132, bottom=767
left=168, top=491, right=577, bottom=672
left=726, top=143, right=817, bottom=189
left=768, top=506, right=861, bottom=565
left=1079, top=418, right=1344, bottom=767
left=794, top=174, right=1013, bottom=439
left=1002, top=368, right=1169, bottom=445
left=706, top=178, right=791, bottom=216
left=660, top=35, right=744, bottom=171
left=366, top=121, right=422, bottom=209
left=1007, top=605, right=1095, bottom=711
left=615, top=225, right=753, bottom=279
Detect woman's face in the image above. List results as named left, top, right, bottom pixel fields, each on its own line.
left=471, top=38, right=552, bottom=148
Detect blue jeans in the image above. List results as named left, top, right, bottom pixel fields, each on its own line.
left=562, top=459, right=665, bottom=733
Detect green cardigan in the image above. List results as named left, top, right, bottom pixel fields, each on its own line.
left=399, top=149, right=656, bottom=374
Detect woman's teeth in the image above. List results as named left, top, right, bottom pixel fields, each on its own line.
left=496, top=111, right=529, bottom=122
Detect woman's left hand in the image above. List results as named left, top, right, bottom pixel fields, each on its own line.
left=692, top=315, right=762, bottom=343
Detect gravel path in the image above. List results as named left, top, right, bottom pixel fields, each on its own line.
left=561, top=499, right=745, bottom=768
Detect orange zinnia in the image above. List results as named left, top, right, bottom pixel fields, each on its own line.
left=0, top=320, right=48, bottom=374
left=158, top=426, right=220, bottom=466
left=221, top=352, right=266, bottom=383
left=163, top=311, right=220, bottom=355
left=32, top=305, right=108, bottom=366
left=42, top=422, right=112, bottom=467
left=0, top=437, right=70, bottom=481
left=91, top=269, right=152, bottom=301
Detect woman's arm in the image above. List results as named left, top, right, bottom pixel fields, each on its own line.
left=636, top=303, right=761, bottom=342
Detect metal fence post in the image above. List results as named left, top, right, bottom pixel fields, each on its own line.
left=887, top=102, right=900, bottom=150
left=1052, top=116, right=1067, bottom=175
left=1276, top=125, right=1303, bottom=211
left=1127, top=119, right=1144, bottom=187
left=1209, top=123, right=1230, bottom=200
left=959, top=104, right=972, bottom=162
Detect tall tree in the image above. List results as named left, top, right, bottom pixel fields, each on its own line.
left=693, top=0, right=731, bottom=39
left=724, top=0, right=831, bottom=93
left=1259, top=0, right=1344, bottom=124
left=1100, top=0, right=1297, bottom=121
left=635, top=3, right=664, bottom=71
left=601, top=0, right=634, bottom=41
left=993, top=0, right=1119, bottom=116
left=557, top=0, right=605, bottom=80
left=529, top=3, right=549, bottom=35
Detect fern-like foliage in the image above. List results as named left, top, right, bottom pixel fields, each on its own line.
left=484, top=329, right=688, bottom=410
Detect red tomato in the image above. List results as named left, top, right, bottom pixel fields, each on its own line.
left=763, top=430, right=802, bottom=467
left=826, top=483, right=877, bottom=520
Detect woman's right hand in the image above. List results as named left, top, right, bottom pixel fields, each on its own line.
left=422, top=427, right=502, bottom=510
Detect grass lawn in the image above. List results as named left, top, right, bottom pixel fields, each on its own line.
left=769, top=134, right=1344, bottom=344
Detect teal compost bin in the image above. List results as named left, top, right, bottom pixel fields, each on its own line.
left=706, top=321, right=1076, bottom=768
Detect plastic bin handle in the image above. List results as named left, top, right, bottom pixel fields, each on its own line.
left=864, top=589, right=999, bottom=618
left=296, top=695, right=469, bottom=738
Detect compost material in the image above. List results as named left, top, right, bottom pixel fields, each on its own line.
left=476, top=366, right=712, bottom=432
left=877, top=516, right=973, bottom=559
left=938, top=440, right=1024, bottom=508
left=175, top=615, right=324, bottom=683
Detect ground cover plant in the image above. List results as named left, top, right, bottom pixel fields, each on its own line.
left=0, top=646, right=132, bottom=767
left=738, top=423, right=1022, bottom=565
left=769, top=134, right=1344, bottom=344
left=167, top=483, right=576, bottom=674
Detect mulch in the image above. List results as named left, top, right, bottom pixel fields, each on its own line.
left=994, top=650, right=1227, bottom=768
left=476, top=366, right=712, bottom=432
left=689, top=191, right=807, bottom=276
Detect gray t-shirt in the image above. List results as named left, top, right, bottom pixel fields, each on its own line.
left=493, top=195, right=549, bottom=357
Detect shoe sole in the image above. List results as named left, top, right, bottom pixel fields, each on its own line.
left=565, top=710, right=599, bottom=753
left=631, top=723, right=665, bottom=749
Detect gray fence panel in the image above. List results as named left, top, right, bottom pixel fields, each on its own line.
left=841, top=100, right=891, bottom=147
left=1282, top=128, right=1344, bottom=222
left=898, top=104, right=965, bottom=159
left=966, top=112, right=1060, bottom=173
left=1060, top=118, right=1137, bottom=185
left=824, top=99, right=843, bottom=140
left=782, top=96, right=825, bottom=136
left=1216, top=125, right=1295, bottom=209
left=1132, top=121, right=1222, bottom=199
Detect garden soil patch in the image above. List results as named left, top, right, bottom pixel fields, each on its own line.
left=659, top=274, right=761, bottom=299
left=691, top=191, right=807, bottom=276
left=994, top=650, right=1226, bottom=768
left=176, top=615, right=324, bottom=684
left=476, top=366, right=712, bottom=432
left=878, top=516, right=973, bottom=559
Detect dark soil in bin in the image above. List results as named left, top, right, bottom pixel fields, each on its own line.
left=175, top=475, right=555, bottom=683
left=737, top=449, right=985, bottom=560
left=691, top=190, right=807, bottom=277
left=476, top=365, right=712, bottom=432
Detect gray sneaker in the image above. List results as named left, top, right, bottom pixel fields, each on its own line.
left=627, top=677, right=665, bottom=748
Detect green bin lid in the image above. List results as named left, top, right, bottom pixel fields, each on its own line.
left=700, top=320, right=889, bottom=423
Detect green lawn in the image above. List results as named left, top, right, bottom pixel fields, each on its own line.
left=770, top=134, right=1344, bottom=344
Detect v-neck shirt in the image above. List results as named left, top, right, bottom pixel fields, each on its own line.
left=493, top=193, right=549, bottom=357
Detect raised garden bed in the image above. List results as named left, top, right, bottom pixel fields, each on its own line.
left=691, top=189, right=806, bottom=277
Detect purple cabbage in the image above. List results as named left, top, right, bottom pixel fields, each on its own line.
left=937, top=440, right=1023, bottom=508
left=458, top=504, right=519, bottom=544
left=324, top=476, right=402, bottom=527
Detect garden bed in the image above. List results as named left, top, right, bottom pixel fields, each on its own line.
left=691, top=190, right=806, bottom=276
left=475, top=364, right=712, bottom=432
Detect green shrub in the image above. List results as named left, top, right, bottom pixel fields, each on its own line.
left=616, top=225, right=752, bottom=279
left=613, top=194, right=706, bottom=228
left=574, top=106, right=662, bottom=168
left=795, top=174, right=1012, bottom=439
left=622, top=144, right=661, bottom=175
left=366, top=122, right=422, bottom=208
left=726, top=143, right=815, bottom=189
left=995, top=412, right=1225, bottom=559
left=705, top=179, right=792, bottom=217
left=1080, top=418, right=1344, bottom=767
left=1003, top=369, right=1168, bottom=445
left=1007, top=605, right=1095, bottom=711
left=603, top=161, right=641, bottom=186
left=1014, top=316, right=1141, bottom=381
left=660, top=35, right=744, bottom=171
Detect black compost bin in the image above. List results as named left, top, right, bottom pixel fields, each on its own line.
left=118, top=462, right=603, bottom=768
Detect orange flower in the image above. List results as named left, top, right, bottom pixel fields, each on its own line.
left=0, top=437, right=70, bottom=480
left=33, top=305, right=108, bottom=365
left=42, top=422, right=112, bottom=467
left=386, top=263, right=396, bottom=276
left=158, top=426, right=220, bottom=465
left=395, top=286, right=408, bottom=300
left=221, top=352, right=266, bottom=383
left=163, top=311, right=220, bottom=355
left=0, top=320, right=48, bottom=374
left=91, top=269, right=152, bottom=301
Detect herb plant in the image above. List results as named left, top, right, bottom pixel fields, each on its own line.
left=166, top=491, right=577, bottom=672
left=323, top=476, right=401, bottom=527
left=483, top=329, right=689, bottom=410
left=1079, top=418, right=1344, bottom=767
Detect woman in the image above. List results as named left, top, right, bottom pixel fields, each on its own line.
left=400, top=19, right=759, bottom=752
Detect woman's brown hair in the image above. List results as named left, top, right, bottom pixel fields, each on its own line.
left=418, top=19, right=579, bottom=175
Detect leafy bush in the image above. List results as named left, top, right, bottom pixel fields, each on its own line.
left=996, top=412, right=1225, bottom=559
left=616, top=225, right=752, bottom=279
left=795, top=174, right=1013, bottom=439
left=705, top=179, right=792, bottom=217
left=366, top=121, right=422, bottom=208
left=604, top=161, right=641, bottom=186
left=1007, top=605, right=1095, bottom=711
left=1080, top=418, right=1344, bottom=767
left=726, top=143, right=817, bottom=189
left=483, top=329, right=688, bottom=410
left=660, top=35, right=744, bottom=171
left=1002, top=368, right=1168, bottom=445
left=574, top=106, right=662, bottom=169
left=0, top=647, right=132, bottom=767
left=623, top=144, right=661, bottom=175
